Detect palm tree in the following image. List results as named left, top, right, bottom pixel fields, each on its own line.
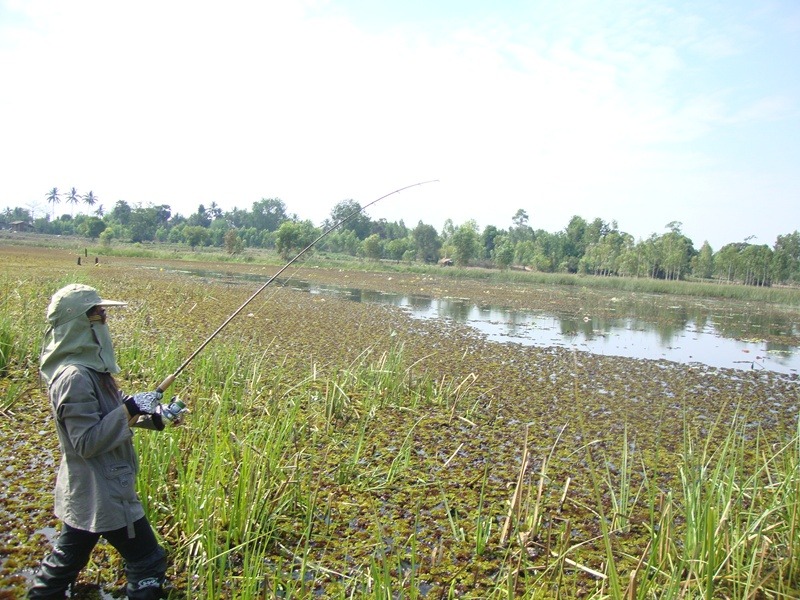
left=66, top=187, right=80, bottom=216
left=94, top=204, right=105, bottom=217
left=82, top=191, right=98, bottom=212
left=209, top=201, right=223, bottom=220
left=46, top=187, right=60, bottom=219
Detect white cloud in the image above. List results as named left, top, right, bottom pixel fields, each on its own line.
left=734, top=95, right=796, bottom=122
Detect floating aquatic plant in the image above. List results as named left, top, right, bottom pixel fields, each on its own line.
left=1, top=244, right=798, bottom=598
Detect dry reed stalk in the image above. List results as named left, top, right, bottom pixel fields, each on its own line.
left=500, top=425, right=530, bottom=545
left=546, top=552, right=607, bottom=580
left=625, top=539, right=651, bottom=600
left=559, top=477, right=571, bottom=513
left=530, top=454, right=548, bottom=541
left=442, top=443, right=463, bottom=469
left=626, top=569, right=637, bottom=599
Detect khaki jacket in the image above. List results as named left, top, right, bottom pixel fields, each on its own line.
left=49, top=365, right=149, bottom=537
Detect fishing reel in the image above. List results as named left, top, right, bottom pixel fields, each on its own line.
left=156, top=398, right=188, bottom=427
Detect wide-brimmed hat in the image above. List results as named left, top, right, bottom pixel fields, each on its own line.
left=47, top=284, right=127, bottom=327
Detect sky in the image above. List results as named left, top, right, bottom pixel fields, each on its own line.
left=1, top=0, right=798, bottom=251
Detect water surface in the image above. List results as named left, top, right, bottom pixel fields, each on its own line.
left=301, top=283, right=800, bottom=376
left=168, top=267, right=800, bottom=376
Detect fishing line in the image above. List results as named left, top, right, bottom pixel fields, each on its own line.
left=156, top=179, right=438, bottom=394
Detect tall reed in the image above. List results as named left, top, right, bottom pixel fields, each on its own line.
left=581, top=409, right=800, bottom=599
left=4, top=265, right=798, bottom=598
left=127, top=331, right=800, bottom=599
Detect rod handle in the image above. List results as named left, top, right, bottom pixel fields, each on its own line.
left=156, top=373, right=176, bottom=395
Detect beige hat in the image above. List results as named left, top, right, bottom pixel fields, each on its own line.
left=46, top=284, right=127, bottom=327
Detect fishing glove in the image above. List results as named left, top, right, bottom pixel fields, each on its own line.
left=124, top=391, right=163, bottom=416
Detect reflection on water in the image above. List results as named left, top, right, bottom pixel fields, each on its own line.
left=297, top=282, right=799, bottom=376
left=168, top=268, right=800, bottom=376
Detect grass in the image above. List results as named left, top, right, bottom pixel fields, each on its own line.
left=127, top=344, right=800, bottom=598
left=0, top=244, right=798, bottom=598
left=0, top=275, right=51, bottom=411
left=0, top=316, right=12, bottom=375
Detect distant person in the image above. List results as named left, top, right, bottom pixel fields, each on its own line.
left=29, top=284, right=176, bottom=599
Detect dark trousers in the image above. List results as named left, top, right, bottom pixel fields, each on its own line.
left=28, top=517, right=167, bottom=599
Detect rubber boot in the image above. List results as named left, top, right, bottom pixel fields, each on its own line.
left=27, top=545, right=91, bottom=599
left=125, top=545, right=168, bottom=599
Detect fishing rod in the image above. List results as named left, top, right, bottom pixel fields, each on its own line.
left=155, top=179, right=438, bottom=394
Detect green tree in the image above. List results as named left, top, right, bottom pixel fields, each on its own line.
left=370, top=218, right=408, bottom=241
left=515, top=240, right=536, bottom=266
left=563, top=215, right=588, bottom=271
left=772, top=231, right=800, bottom=283
left=638, top=235, right=661, bottom=278
left=362, top=234, right=383, bottom=261
left=451, top=221, right=480, bottom=266
left=412, top=221, right=441, bottom=263
left=259, top=229, right=277, bottom=249
left=151, top=204, right=171, bottom=227
left=492, top=234, right=515, bottom=269
left=385, top=237, right=412, bottom=261
left=187, top=204, right=211, bottom=228
left=127, top=206, right=164, bottom=242
left=530, top=230, right=564, bottom=273
left=691, top=241, right=715, bottom=279
left=580, top=218, right=613, bottom=258
left=80, top=217, right=106, bottom=239
left=440, top=218, right=456, bottom=243
left=99, top=226, right=117, bottom=247
left=276, top=220, right=319, bottom=259
left=324, top=229, right=360, bottom=255
left=510, top=209, right=534, bottom=244
left=249, top=198, right=287, bottom=231
left=208, top=219, right=229, bottom=247
left=656, top=222, right=694, bottom=280
left=224, top=230, right=244, bottom=255
left=583, top=229, right=630, bottom=276
left=109, top=200, right=132, bottom=225
left=224, top=207, right=249, bottom=229
left=617, top=241, right=642, bottom=278
left=328, top=200, right=370, bottom=240
left=183, top=225, right=210, bottom=249
left=168, top=223, right=185, bottom=244
left=740, top=244, right=773, bottom=286
left=481, top=225, right=500, bottom=260
left=714, top=244, right=743, bottom=283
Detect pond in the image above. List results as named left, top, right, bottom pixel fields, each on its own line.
left=167, top=267, right=800, bottom=376
left=300, top=283, right=800, bottom=376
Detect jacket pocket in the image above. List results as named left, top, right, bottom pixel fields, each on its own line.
left=103, top=462, right=137, bottom=501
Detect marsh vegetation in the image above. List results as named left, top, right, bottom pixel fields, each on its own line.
left=1, top=243, right=798, bottom=599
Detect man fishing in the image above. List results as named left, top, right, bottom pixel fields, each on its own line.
left=29, top=284, right=178, bottom=599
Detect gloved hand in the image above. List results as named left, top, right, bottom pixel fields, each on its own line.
left=124, top=391, right=163, bottom=417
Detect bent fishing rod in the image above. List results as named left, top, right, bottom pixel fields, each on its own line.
left=155, top=179, right=438, bottom=394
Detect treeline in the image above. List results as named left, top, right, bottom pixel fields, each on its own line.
left=3, top=195, right=800, bottom=286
